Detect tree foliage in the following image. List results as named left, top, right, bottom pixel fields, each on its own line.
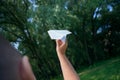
left=0, top=0, right=120, bottom=79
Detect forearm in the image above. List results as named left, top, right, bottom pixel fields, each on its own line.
left=57, top=53, right=80, bottom=80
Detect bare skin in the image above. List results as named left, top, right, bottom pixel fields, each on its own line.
left=20, top=56, right=36, bottom=80
left=56, top=40, right=80, bottom=80
left=19, top=40, right=80, bottom=80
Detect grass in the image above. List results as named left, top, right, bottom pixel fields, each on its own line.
left=53, top=57, right=120, bottom=80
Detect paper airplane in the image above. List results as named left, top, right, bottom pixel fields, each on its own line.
left=48, top=30, right=71, bottom=42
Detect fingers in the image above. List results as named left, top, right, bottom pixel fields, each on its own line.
left=56, top=39, right=68, bottom=47
left=56, top=40, right=59, bottom=46
left=56, top=39, right=62, bottom=47
left=61, top=40, right=67, bottom=47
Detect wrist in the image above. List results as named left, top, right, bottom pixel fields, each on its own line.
left=57, top=52, right=66, bottom=58
left=56, top=49, right=66, bottom=54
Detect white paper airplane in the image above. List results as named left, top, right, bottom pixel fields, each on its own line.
left=48, top=30, right=71, bottom=42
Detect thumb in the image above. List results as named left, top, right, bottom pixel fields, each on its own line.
left=56, top=39, right=62, bottom=47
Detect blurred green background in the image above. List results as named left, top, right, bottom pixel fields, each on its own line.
left=0, top=0, right=120, bottom=80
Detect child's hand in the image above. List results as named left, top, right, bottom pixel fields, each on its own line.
left=56, top=40, right=68, bottom=55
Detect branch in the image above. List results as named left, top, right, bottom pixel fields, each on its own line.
left=1, top=27, right=23, bottom=40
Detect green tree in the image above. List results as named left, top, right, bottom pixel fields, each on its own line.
left=0, top=0, right=120, bottom=79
